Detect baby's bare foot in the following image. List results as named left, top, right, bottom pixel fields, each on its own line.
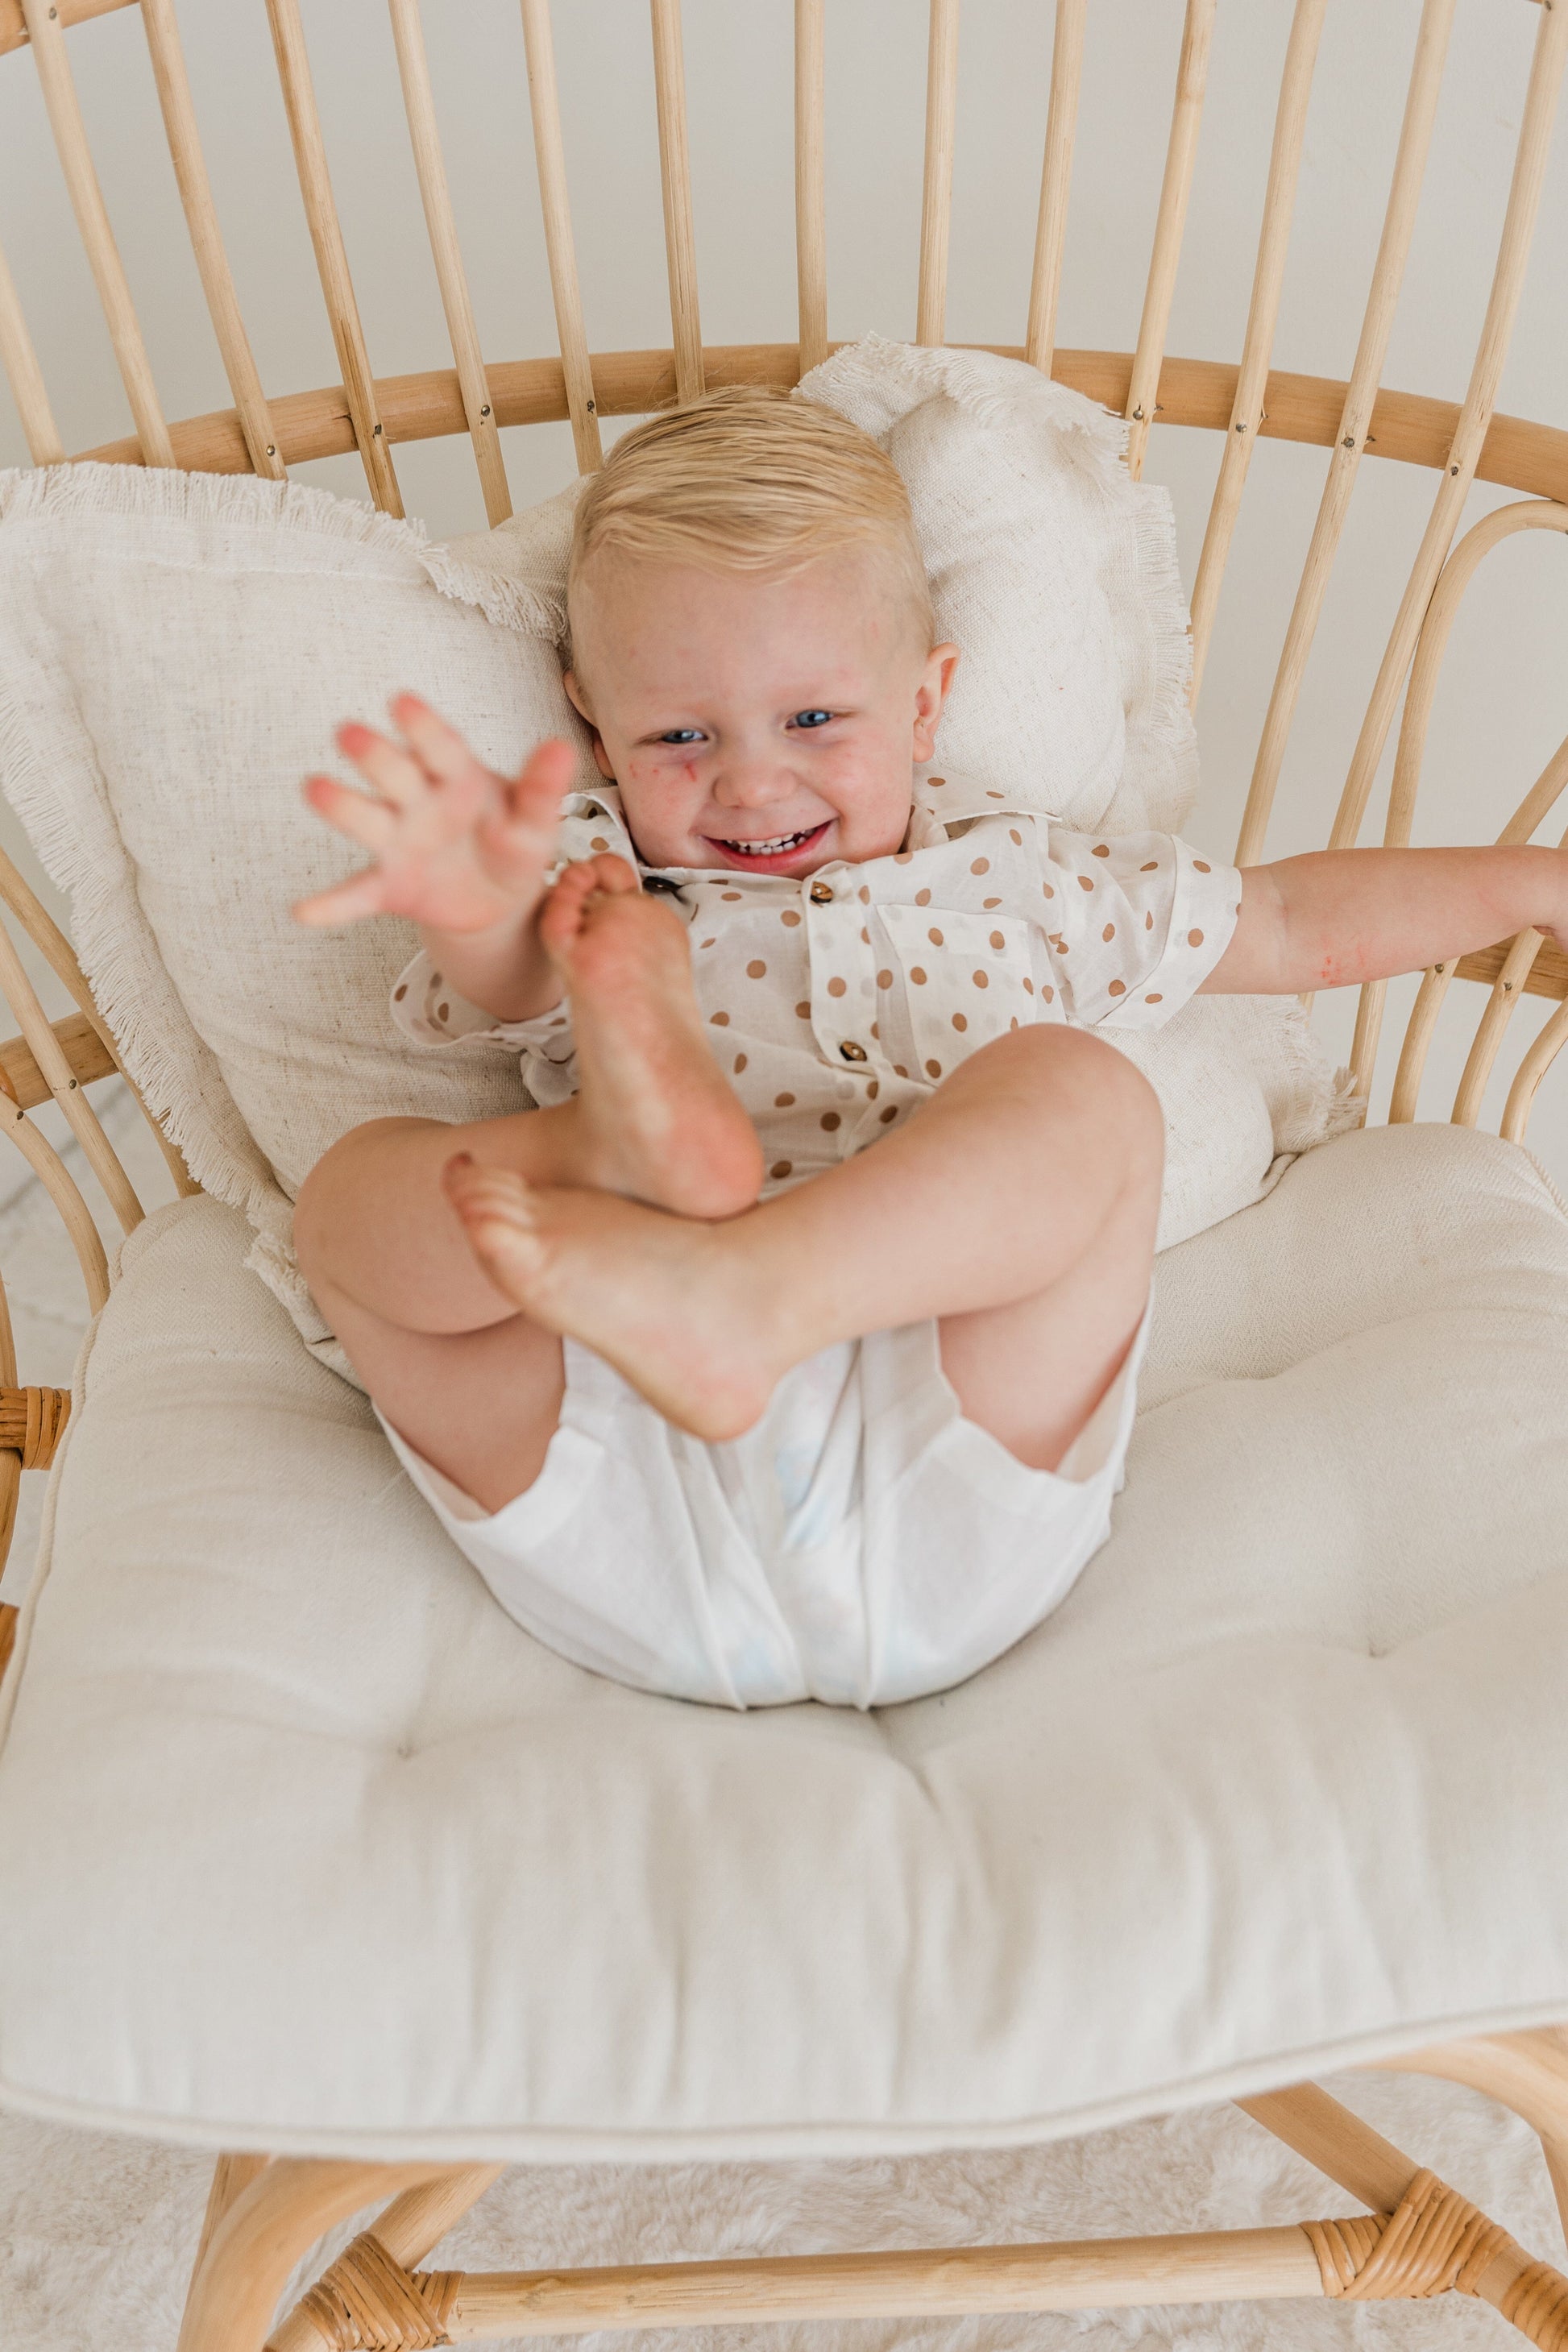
left=443, top=1156, right=778, bottom=1438
left=539, top=855, right=763, bottom=1219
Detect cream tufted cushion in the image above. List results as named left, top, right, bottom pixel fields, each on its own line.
left=2, top=1119, right=1567, bottom=2158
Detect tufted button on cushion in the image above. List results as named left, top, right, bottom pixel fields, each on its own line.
left=2, top=1122, right=1567, bottom=2160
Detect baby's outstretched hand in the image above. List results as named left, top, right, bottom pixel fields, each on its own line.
left=294, top=694, right=576, bottom=935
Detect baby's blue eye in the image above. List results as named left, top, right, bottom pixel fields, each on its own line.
left=659, top=728, right=704, bottom=745
left=792, top=709, right=833, bottom=729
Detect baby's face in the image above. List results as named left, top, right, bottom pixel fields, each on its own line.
left=564, top=547, right=958, bottom=876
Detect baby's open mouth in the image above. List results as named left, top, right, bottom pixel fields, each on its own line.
left=707, top=823, right=830, bottom=868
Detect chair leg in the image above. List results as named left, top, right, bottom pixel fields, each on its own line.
left=181, top=2154, right=272, bottom=2329
left=1377, top=2024, right=1568, bottom=2246
left=266, top=2164, right=505, bottom=2352
left=1238, top=2072, right=1568, bottom=2341
left=174, top=2157, right=454, bottom=2352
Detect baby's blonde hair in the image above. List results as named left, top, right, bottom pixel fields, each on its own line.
left=567, top=385, right=933, bottom=652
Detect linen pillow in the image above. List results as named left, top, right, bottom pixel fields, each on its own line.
left=0, top=464, right=598, bottom=1330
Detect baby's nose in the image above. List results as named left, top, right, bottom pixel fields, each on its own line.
left=711, top=760, right=790, bottom=807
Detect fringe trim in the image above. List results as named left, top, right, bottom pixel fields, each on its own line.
left=0, top=460, right=428, bottom=563
left=420, top=483, right=583, bottom=641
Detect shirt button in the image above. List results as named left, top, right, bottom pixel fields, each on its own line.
left=839, top=1039, right=867, bottom=1063
left=810, top=881, right=834, bottom=905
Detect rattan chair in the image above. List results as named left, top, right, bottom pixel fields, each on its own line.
left=5, top=2, right=1568, bottom=2346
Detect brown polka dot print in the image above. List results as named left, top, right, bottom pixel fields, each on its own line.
left=827, top=975, right=847, bottom=998
left=1023, top=977, right=1035, bottom=995
left=1146, top=911, right=1154, bottom=929
left=1042, top=984, right=1055, bottom=1003
left=734, top=1052, right=748, bottom=1072
left=869, top=1022, right=880, bottom=1039
left=910, top=965, right=928, bottom=985
left=771, top=1161, right=793, bottom=1180
left=1141, top=861, right=1159, bottom=873
left=1042, top=881, right=1055, bottom=899
left=867, top=1079, right=879, bottom=1099
left=1146, top=992, right=1163, bottom=1004
left=972, top=969, right=989, bottom=989
left=927, top=775, right=946, bottom=788
left=775, top=1092, right=795, bottom=1108
left=861, top=927, right=870, bottom=944
left=1010, top=1015, right=1020, bottom=1031
left=1093, top=843, right=1110, bottom=858
left=879, top=1105, right=898, bottom=1123
left=1102, top=922, right=1116, bottom=943
left=894, top=851, right=913, bottom=865
left=925, top=1058, right=943, bottom=1078
left=928, top=927, right=944, bottom=946
left=1108, top=979, right=1126, bottom=997
left=1188, top=929, right=1205, bottom=948
left=971, top=857, right=990, bottom=876
left=820, top=1111, right=841, bottom=1132
left=393, top=984, right=407, bottom=1001
left=796, top=1001, right=811, bottom=1018
left=747, top=959, right=767, bottom=979
left=722, top=890, right=741, bottom=901
left=952, top=1011, right=969, bottom=1032
left=1009, top=828, right=1023, bottom=845
left=1077, top=874, right=1094, bottom=892
left=877, top=968, right=894, bottom=989
left=915, top=887, right=931, bottom=906
left=989, top=930, right=1006, bottom=949
left=781, top=909, right=801, bottom=927
left=858, top=886, right=870, bottom=905
left=1193, top=859, right=1211, bottom=873
left=589, top=836, right=609, bottom=852
left=437, top=1003, right=450, bottom=1022
left=984, top=896, right=1002, bottom=910
left=430, top=973, right=443, bottom=989
left=710, top=1010, right=730, bottom=1026
left=701, top=936, right=716, bottom=948
left=894, top=1064, right=909, bottom=1079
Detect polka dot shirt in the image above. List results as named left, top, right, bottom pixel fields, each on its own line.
left=390, top=769, right=1243, bottom=1197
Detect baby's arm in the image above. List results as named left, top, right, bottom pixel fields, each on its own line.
left=1203, top=845, right=1568, bottom=996
left=295, top=693, right=576, bottom=1023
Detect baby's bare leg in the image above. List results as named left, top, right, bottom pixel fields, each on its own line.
left=294, top=864, right=765, bottom=1508
left=446, top=1025, right=1163, bottom=1470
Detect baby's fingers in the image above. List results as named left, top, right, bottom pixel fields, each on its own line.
left=303, top=772, right=400, bottom=853
left=292, top=865, right=396, bottom=928
left=336, top=720, right=431, bottom=811
left=504, top=737, right=579, bottom=828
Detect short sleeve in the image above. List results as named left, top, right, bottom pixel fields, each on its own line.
left=389, top=948, right=579, bottom=1106
left=1037, top=828, right=1242, bottom=1031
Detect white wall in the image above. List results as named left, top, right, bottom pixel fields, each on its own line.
left=2, top=0, right=1567, bottom=1173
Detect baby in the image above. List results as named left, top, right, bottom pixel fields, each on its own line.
left=293, top=388, right=1568, bottom=1709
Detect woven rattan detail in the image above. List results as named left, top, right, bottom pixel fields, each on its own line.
left=294, top=2233, right=461, bottom=2351
left=1305, top=2167, right=1568, bottom=2346
left=0, top=1385, right=70, bottom=1471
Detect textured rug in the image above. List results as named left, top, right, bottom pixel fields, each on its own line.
left=3, top=2069, right=1565, bottom=2350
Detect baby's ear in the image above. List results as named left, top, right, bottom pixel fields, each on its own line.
left=913, top=641, right=961, bottom=758
left=562, top=671, right=616, bottom=782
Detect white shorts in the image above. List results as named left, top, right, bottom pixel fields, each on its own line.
left=377, top=1300, right=1151, bottom=1711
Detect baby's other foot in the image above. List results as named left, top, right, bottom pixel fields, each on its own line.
left=539, top=856, right=762, bottom=1219
left=443, top=1156, right=777, bottom=1438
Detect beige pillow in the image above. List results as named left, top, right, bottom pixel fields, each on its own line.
left=0, top=463, right=598, bottom=1330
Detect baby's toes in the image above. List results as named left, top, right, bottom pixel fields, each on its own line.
left=586, top=852, right=640, bottom=897
left=442, top=1153, right=535, bottom=1230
